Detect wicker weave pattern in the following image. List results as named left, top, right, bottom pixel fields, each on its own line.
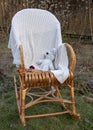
left=20, top=70, right=59, bottom=88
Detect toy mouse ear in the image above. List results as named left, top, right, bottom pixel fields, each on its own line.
left=51, top=48, right=56, bottom=55
left=44, top=53, right=46, bottom=58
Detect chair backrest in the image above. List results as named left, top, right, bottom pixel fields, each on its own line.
left=8, top=9, right=62, bottom=68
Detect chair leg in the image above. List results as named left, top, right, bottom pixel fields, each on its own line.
left=55, top=84, right=80, bottom=118
left=70, top=81, right=80, bottom=118
left=55, top=86, right=68, bottom=111
left=20, top=88, right=27, bottom=126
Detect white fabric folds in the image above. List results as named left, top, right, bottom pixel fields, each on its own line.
left=51, top=44, right=69, bottom=83
left=8, top=8, right=69, bottom=83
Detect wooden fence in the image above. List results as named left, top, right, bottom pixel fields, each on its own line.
left=0, top=0, right=93, bottom=41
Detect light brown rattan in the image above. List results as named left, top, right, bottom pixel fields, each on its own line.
left=14, top=43, right=80, bottom=126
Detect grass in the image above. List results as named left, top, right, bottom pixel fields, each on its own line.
left=0, top=76, right=93, bottom=130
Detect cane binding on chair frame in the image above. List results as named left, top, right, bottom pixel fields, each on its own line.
left=14, top=43, right=80, bottom=126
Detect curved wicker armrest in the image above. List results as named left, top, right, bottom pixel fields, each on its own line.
left=19, top=45, right=25, bottom=70
left=65, top=43, right=76, bottom=73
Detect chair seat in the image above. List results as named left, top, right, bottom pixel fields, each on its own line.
left=19, top=69, right=60, bottom=88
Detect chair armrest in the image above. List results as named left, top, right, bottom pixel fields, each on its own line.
left=19, top=45, right=25, bottom=70
left=65, top=43, right=76, bottom=73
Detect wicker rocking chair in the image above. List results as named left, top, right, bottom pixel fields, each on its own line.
left=8, top=9, right=80, bottom=126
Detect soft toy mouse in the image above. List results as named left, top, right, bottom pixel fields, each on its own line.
left=37, top=48, right=56, bottom=71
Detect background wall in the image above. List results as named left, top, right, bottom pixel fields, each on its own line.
left=0, top=0, right=93, bottom=41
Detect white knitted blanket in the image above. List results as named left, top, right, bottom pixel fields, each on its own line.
left=8, top=8, right=69, bottom=83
